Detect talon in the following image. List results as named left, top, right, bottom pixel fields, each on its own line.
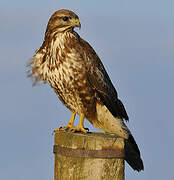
left=84, top=128, right=89, bottom=131
left=80, top=127, right=87, bottom=133
left=73, top=126, right=87, bottom=133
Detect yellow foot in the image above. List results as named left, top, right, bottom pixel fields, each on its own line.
left=58, top=126, right=88, bottom=133
left=72, top=126, right=88, bottom=133
left=58, top=125, right=74, bottom=132
left=55, top=113, right=88, bottom=134
left=56, top=112, right=76, bottom=132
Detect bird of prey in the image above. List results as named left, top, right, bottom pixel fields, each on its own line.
left=28, top=9, right=144, bottom=171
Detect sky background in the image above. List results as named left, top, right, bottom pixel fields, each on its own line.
left=0, top=0, right=174, bottom=179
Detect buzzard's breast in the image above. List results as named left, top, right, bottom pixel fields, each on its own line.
left=47, top=34, right=96, bottom=116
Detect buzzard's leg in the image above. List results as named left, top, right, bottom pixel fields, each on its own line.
left=73, top=113, right=87, bottom=133
left=59, top=112, right=76, bottom=131
left=59, top=113, right=87, bottom=133
left=67, top=112, right=76, bottom=128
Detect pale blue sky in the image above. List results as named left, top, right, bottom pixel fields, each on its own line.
left=0, top=0, right=174, bottom=179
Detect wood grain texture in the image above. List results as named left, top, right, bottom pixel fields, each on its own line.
left=54, top=131, right=125, bottom=180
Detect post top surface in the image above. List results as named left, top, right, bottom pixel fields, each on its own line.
left=54, top=130, right=121, bottom=139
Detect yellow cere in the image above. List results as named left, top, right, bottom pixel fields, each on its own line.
left=75, top=18, right=79, bottom=23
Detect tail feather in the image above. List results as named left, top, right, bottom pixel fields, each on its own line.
left=94, top=103, right=144, bottom=171
left=125, top=134, right=144, bottom=171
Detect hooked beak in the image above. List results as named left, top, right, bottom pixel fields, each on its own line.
left=74, top=18, right=81, bottom=29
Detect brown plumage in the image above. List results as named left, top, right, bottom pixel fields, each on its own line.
left=28, top=9, right=144, bottom=171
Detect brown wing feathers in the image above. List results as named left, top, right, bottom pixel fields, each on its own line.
left=80, top=39, right=129, bottom=120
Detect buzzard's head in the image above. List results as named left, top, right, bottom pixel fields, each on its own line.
left=45, top=9, right=81, bottom=35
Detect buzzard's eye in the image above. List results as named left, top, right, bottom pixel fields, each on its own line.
left=63, top=16, right=69, bottom=21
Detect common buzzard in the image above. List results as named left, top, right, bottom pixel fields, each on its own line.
left=28, top=9, right=144, bottom=171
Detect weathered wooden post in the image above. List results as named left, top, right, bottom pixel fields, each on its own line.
left=53, top=131, right=125, bottom=180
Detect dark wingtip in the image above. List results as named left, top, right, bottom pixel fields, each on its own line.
left=125, top=135, right=144, bottom=172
